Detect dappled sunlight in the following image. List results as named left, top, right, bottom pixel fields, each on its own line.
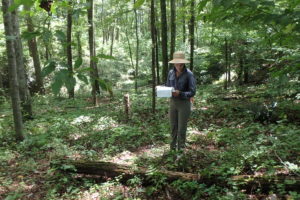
left=71, top=115, right=93, bottom=125
left=92, top=116, right=119, bottom=131
left=105, top=144, right=168, bottom=165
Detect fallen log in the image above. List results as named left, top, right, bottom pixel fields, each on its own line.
left=53, top=160, right=200, bottom=183
left=53, top=160, right=300, bottom=192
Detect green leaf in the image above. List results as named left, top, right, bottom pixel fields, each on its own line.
left=42, top=61, right=56, bottom=77
left=91, top=56, right=98, bottom=63
left=77, top=74, right=88, bottom=84
left=21, top=31, right=41, bottom=40
left=55, top=30, right=66, bottom=42
left=133, top=0, right=145, bottom=9
left=197, top=0, right=209, bottom=12
left=97, top=54, right=115, bottom=60
left=65, top=75, right=76, bottom=92
left=77, top=67, right=92, bottom=73
left=74, top=58, right=83, bottom=69
left=8, top=0, right=35, bottom=12
left=51, top=75, right=64, bottom=95
left=97, top=78, right=113, bottom=97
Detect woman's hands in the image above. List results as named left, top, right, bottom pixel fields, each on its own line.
left=172, top=90, right=180, bottom=97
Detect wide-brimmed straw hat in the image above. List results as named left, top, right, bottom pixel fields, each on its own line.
left=168, top=51, right=190, bottom=64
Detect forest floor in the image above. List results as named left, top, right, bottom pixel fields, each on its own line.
left=0, top=84, right=299, bottom=200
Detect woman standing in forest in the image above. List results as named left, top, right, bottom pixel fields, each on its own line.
left=166, top=51, right=196, bottom=151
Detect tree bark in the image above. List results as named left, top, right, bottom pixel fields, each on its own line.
left=0, top=71, right=3, bottom=89
left=151, top=0, right=157, bottom=113
left=25, top=7, right=44, bottom=95
left=238, top=56, right=244, bottom=85
left=67, top=1, right=74, bottom=98
left=56, top=160, right=199, bottom=182
left=155, top=6, right=160, bottom=84
left=170, top=0, right=176, bottom=63
left=123, top=94, right=130, bottom=123
left=134, top=0, right=139, bottom=93
left=224, top=37, right=228, bottom=90
left=182, top=0, right=186, bottom=43
left=76, top=31, right=82, bottom=59
left=189, top=0, right=195, bottom=71
left=12, top=3, right=33, bottom=120
left=160, top=0, right=168, bottom=83
left=87, top=0, right=98, bottom=106
left=125, top=27, right=135, bottom=71
left=109, top=26, right=114, bottom=56
left=2, top=0, right=24, bottom=140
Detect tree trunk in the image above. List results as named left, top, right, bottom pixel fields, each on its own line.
left=87, top=0, right=98, bottom=106
left=109, top=26, right=114, bottom=56
left=228, top=45, right=231, bottom=86
left=182, top=0, right=186, bottom=43
left=2, top=0, right=24, bottom=140
left=238, top=56, right=244, bottom=86
left=134, top=0, right=139, bottom=93
left=67, top=2, right=74, bottom=98
left=0, top=71, right=3, bottom=89
left=76, top=31, right=82, bottom=59
left=151, top=0, right=157, bottom=113
left=123, top=94, right=130, bottom=123
left=44, top=20, right=51, bottom=61
left=93, top=37, right=100, bottom=95
left=224, top=37, right=228, bottom=90
left=125, top=27, right=135, bottom=71
left=155, top=7, right=160, bottom=84
left=189, top=0, right=195, bottom=71
left=25, top=7, right=44, bottom=95
left=12, top=3, right=33, bottom=120
left=160, top=0, right=168, bottom=83
left=170, top=0, right=176, bottom=64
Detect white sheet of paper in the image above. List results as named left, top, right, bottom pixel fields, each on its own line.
left=156, top=86, right=173, bottom=97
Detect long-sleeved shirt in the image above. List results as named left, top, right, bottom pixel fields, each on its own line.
left=166, top=67, right=196, bottom=100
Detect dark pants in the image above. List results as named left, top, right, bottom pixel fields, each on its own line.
left=169, top=98, right=191, bottom=150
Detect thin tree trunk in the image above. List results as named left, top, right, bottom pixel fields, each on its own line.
left=12, top=4, right=33, bottom=120
left=151, top=0, right=157, bottom=113
left=228, top=45, right=231, bottom=86
left=160, top=0, right=168, bottom=82
left=45, top=20, right=51, bottom=60
left=93, top=37, right=100, bottom=95
left=170, top=0, right=176, bottom=63
left=155, top=30, right=160, bottom=84
left=224, top=37, right=228, bottom=90
left=244, top=63, right=249, bottom=84
left=0, top=71, right=3, bottom=89
left=125, top=28, right=135, bottom=70
left=182, top=0, right=186, bottom=43
left=134, top=0, right=139, bottom=93
left=189, top=0, right=195, bottom=71
left=155, top=8, right=160, bottom=84
left=110, top=26, right=114, bottom=56
left=25, top=7, right=44, bottom=95
left=67, top=1, right=74, bottom=98
left=238, top=56, right=244, bottom=86
left=76, top=31, right=82, bottom=59
left=87, top=0, right=98, bottom=106
left=2, top=0, right=24, bottom=140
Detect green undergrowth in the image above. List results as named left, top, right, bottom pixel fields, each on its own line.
left=0, top=84, right=299, bottom=199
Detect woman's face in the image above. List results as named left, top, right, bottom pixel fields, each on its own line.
left=175, top=63, right=184, bottom=72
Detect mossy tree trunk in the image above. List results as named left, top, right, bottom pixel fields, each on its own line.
left=2, top=0, right=25, bottom=140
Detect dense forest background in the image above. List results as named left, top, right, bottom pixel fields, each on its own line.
left=0, top=0, right=299, bottom=199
